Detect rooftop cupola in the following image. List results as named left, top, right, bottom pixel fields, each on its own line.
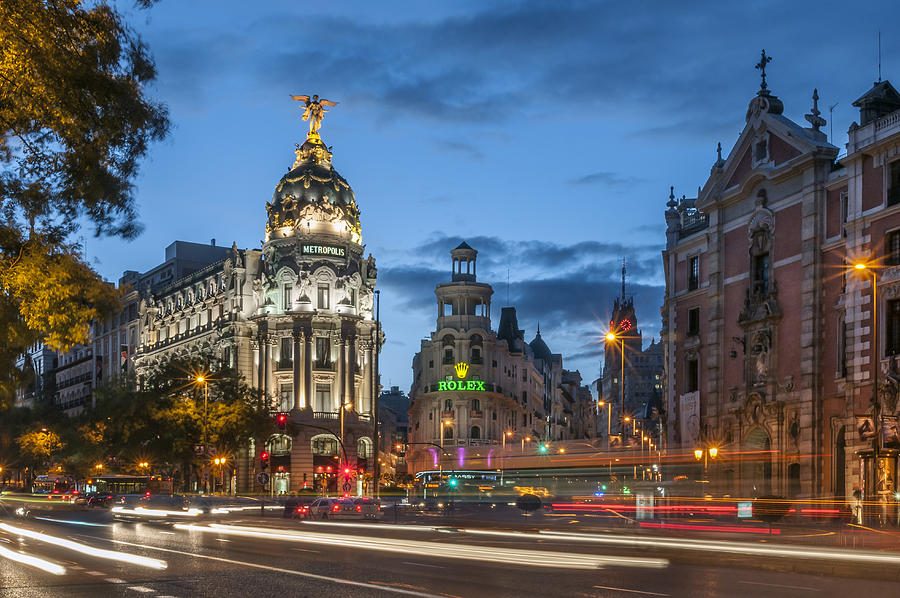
left=451, top=241, right=477, bottom=282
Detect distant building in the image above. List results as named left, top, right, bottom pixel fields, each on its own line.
left=14, top=341, right=57, bottom=407
left=406, top=243, right=594, bottom=474
left=597, top=266, right=664, bottom=444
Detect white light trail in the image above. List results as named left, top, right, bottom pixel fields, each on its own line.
left=0, top=544, right=66, bottom=575
left=460, top=527, right=900, bottom=566
left=0, top=523, right=167, bottom=570
left=301, top=521, right=443, bottom=533
left=173, top=523, right=667, bottom=570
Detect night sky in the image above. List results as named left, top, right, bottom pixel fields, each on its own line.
left=90, top=0, right=899, bottom=392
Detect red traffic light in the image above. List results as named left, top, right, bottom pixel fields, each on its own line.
left=344, top=467, right=351, bottom=475
left=260, top=451, right=269, bottom=461
left=276, top=413, right=287, bottom=425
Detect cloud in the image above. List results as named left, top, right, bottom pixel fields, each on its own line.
left=569, top=172, right=644, bottom=188
left=432, top=139, right=485, bottom=160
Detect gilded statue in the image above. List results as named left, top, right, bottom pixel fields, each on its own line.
left=290, top=94, right=339, bottom=136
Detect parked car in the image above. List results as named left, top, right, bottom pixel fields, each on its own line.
left=306, top=497, right=366, bottom=520
left=351, top=497, right=381, bottom=520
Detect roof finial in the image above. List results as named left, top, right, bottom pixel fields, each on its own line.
left=805, top=88, right=826, bottom=132
left=717, top=142, right=722, bottom=162
left=666, top=186, right=677, bottom=209
left=755, top=49, right=773, bottom=95
left=537, top=321, right=541, bottom=335
left=621, top=259, right=626, bottom=301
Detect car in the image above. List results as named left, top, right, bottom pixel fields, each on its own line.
left=351, top=497, right=381, bottom=520
left=306, top=497, right=366, bottom=520
left=87, top=491, right=116, bottom=508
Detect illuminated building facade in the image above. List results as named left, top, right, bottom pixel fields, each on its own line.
left=134, top=116, right=382, bottom=494
left=662, top=57, right=900, bottom=506
left=406, top=243, right=594, bottom=474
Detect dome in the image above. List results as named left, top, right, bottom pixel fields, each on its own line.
left=265, top=135, right=361, bottom=243
left=530, top=328, right=552, bottom=363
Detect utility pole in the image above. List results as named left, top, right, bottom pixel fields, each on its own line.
left=372, top=290, right=381, bottom=497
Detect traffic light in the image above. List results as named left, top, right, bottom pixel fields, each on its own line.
left=448, top=477, right=458, bottom=487
left=538, top=443, right=549, bottom=453
left=276, top=413, right=288, bottom=430
left=260, top=451, right=270, bottom=471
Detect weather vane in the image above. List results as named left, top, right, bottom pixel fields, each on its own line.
left=290, top=94, right=339, bottom=137
left=755, top=49, right=772, bottom=93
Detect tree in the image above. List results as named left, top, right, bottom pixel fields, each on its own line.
left=0, top=0, right=169, bottom=408
left=17, top=429, right=65, bottom=467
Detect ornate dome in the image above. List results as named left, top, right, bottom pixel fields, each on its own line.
left=530, top=327, right=552, bottom=363
left=266, top=134, right=361, bottom=243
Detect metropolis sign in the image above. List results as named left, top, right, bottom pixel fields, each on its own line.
left=301, top=244, right=345, bottom=257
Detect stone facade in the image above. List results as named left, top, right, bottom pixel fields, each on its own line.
left=663, top=72, right=900, bottom=504
left=134, top=126, right=382, bottom=495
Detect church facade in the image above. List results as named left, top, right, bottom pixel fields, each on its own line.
left=662, top=54, right=900, bottom=509
left=134, top=108, right=382, bottom=494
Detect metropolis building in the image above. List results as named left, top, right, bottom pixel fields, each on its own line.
left=134, top=108, right=382, bottom=494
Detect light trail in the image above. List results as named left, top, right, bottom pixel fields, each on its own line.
left=0, top=544, right=66, bottom=575
left=34, top=516, right=109, bottom=527
left=0, top=522, right=167, bottom=570
left=173, top=523, right=668, bottom=570
left=301, top=521, right=443, bottom=533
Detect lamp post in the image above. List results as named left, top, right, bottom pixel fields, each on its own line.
left=606, top=332, right=626, bottom=438
left=694, top=446, right=719, bottom=479
left=598, top=401, right=611, bottom=451
left=339, top=400, right=353, bottom=467
left=854, top=263, right=881, bottom=462
left=196, top=374, right=210, bottom=494
left=521, top=435, right=532, bottom=453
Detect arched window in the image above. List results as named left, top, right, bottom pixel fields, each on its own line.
left=471, top=399, right=481, bottom=413
left=357, top=437, right=373, bottom=460
left=310, top=434, right=339, bottom=456
left=470, top=426, right=481, bottom=439
left=268, top=434, right=292, bottom=457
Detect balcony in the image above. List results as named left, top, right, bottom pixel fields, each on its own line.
left=313, top=361, right=334, bottom=371
left=441, top=410, right=455, bottom=419
left=470, top=410, right=484, bottom=419
left=313, top=411, right=339, bottom=420
left=276, top=360, right=293, bottom=371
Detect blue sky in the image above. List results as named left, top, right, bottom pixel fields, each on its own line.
left=90, top=0, right=899, bottom=391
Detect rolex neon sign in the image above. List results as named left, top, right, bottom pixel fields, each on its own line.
left=437, top=362, right=486, bottom=392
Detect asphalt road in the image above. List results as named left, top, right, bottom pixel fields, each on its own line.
left=1, top=510, right=899, bottom=598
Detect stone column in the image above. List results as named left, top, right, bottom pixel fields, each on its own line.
left=263, top=339, right=271, bottom=404
left=292, top=327, right=302, bottom=410
left=348, top=337, right=356, bottom=407
left=337, top=339, right=346, bottom=409
left=305, top=335, right=313, bottom=410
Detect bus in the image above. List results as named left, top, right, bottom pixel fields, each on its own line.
left=84, top=474, right=174, bottom=496
left=32, top=474, right=77, bottom=500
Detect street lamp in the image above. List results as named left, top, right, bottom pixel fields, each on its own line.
left=440, top=419, right=453, bottom=449
left=606, top=331, right=626, bottom=438
left=521, top=435, right=532, bottom=453
left=339, top=400, right=353, bottom=467
left=694, top=446, right=719, bottom=478
left=195, top=374, right=210, bottom=494
left=854, top=262, right=882, bottom=467
left=598, top=400, right=611, bottom=451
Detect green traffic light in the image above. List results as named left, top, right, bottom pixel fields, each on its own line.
left=449, top=478, right=458, bottom=486
left=539, top=444, right=548, bottom=453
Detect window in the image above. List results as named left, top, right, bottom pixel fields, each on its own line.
left=688, top=256, right=699, bottom=291
left=444, top=399, right=452, bottom=412
left=840, top=191, right=849, bottom=225
left=471, top=399, right=481, bottom=413
left=428, top=360, right=434, bottom=368
left=470, top=426, right=481, bottom=439
left=317, top=285, right=330, bottom=310
left=315, top=337, right=331, bottom=368
left=444, top=426, right=454, bottom=439
left=887, top=299, right=900, bottom=356
left=755, top=138, right=768, bottom=162
left=889, top=161, right=900, bottom=206
left=838, top=317, right=848, bottom=378
left=443, top=348, right=453, bottom=364
left=521, top=391, right=527, bottom=404
left=283, top=284, right=293, bottom=310
left=349, top=288, right=357, bottom=307
left=223, top=347, right=232, bottom=369
left=492, top=411, right=497, bottom=420
left=492, top=360, right=497, bottom=368
left=357, top=437, right=373, bottom=460
left=314, top=383, right=331, bottom=412
left=471, top=347, right=482, bottom=364
left=752, top=253, right=770, bottom=295
left=311, top=434, right=338, bottom=456
left=686, top=358, right=699, bottom=393
left=886, top=231, right=900, bottom=266
left=270, top=434, right=292, bottom=457
left=688, top=308, right=700, bottom=337
left=279, top=384, right=292, bottom=411
left=280, top=337, right=292, bottom=368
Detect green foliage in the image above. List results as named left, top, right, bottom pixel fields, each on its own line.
left=0, top=0, right=168, bottom=409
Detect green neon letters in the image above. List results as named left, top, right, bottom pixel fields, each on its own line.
left=437, top=380, right=486, bottom=392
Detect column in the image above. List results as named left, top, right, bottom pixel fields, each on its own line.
left=348, top=337, right=356, bottom=408
left=292, top=327, right=302, bottom=410
left=337, top=339, right=345, bottom=409
left=305, top=335, right=313, bottom=410
left=364, top=344, right=373, bottom=414
left=263, top=339, right=271, bottom=403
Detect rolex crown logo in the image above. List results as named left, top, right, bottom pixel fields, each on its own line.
left=454, top=362, right=469, bottom=379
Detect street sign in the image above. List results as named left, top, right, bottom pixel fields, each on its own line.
left=256, top=472, right=269, bottom=487
left=342, top=481, right=352, bottom=493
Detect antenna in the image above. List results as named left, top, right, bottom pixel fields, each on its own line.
left=878, top=30, right=882, bottom=82
left=829, top=102, right=838, bottom=144
left=506, top=268, right=510, bottom=305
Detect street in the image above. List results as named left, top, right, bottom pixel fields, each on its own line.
left=1, top=507, right=899, bottom=597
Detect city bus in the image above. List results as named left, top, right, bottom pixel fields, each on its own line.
left=32, top=474, right=77, bottom=500
left=84, top=474, right=174, bottom=496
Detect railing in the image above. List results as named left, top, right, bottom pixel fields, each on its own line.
left=56, top=372, right=92, bottom=390
left=470, top=356, right=483, bottom=365
left=276, top=360, right=293, bottom=371
left=313, top=411, right=339, bottom=420
left=680, top=209, right=709, bottom=237
left=441, top=410, right=455, bottom=418
left=470, top=410, right=484, bottom=419
left=313, top=362, right=334, bottom=371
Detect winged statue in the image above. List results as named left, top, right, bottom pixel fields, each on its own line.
left=290, top=94, right=339, bottom=135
